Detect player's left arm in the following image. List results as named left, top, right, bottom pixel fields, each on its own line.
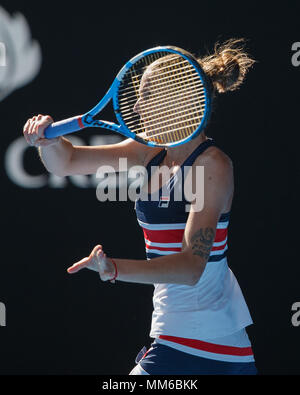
left=180, top=149, right=234, bottom=284
left=67, top=149, right=233, bottom=286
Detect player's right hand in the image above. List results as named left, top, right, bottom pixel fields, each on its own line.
left=23, top=114, right=60, bottom=147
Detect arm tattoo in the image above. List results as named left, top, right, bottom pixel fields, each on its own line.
left=190, top=227, right=215, bottom=260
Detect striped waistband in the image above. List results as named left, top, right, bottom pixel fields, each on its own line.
left=157, top=334, right=254, bottom=363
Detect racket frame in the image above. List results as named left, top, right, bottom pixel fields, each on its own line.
left=44, top=46, right=212, bottom=147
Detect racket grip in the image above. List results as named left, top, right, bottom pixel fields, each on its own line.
left=44, top=115, right=84, bottom=139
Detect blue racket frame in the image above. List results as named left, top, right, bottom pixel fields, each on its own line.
left=44, top=46, right=212, bottom=147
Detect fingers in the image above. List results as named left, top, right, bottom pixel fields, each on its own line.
left=91, top=244, right=102, bottom=256
left=67, top=244, right=115, bottom=282
left=23, top=118, right=33, bottom=145
left=67, top=256, right=90, bottom=274
left=23, top=114, right=54, bottom=146
left=23, top=119, right=31, bottom=145
left=67, top=245, right=103, bottom=274
left=33, top=115, right=53, bottom=142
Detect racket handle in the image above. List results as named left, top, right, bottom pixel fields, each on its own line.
left=44, top=115, right=84, bottom=139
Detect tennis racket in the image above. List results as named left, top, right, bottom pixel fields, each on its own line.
left=44, top=46, right=212, bottom=147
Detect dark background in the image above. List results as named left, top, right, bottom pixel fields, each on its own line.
left=0, top=0, right=299, bottom=375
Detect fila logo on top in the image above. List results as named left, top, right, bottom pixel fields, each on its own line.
left=158, top=173, right=178, bottom=208
left=158, top=196, right=170, bottom=208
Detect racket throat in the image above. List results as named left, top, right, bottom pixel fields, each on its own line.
left=82, top=113, right=122, bottom=133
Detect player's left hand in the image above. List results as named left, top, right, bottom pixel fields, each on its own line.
left=67, top=244, right=116, bottom=281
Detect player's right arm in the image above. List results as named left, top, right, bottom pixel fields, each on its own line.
left=23, top=114, right=155, bottom=177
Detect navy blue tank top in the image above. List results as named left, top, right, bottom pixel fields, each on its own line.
left=135, top=138, right=230, bottom=261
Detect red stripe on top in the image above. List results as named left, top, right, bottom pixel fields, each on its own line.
left=211, top=241, right=227, bottom=251
left=143, top=228, right=227, bottom=244
left=143, top=228, right=185, bottom=243
left=214, top=228, right=228, bottom=242
left=159, top=335, right=253, bottom=356
left=145, top=243, right=181, bottom=252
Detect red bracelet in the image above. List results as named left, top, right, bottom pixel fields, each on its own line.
left=110, top=258, right=118, bottom=283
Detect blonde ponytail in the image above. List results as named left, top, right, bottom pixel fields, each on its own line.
left=197, top=38, right=256, bottom=94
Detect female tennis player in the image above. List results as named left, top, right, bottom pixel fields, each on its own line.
left=23, top=39, right=257, bottom=375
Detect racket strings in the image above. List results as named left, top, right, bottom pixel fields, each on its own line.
left=144, top=58, right=203, bottom=143
left=118, top=53, right=206, bottom=144
left=128, top=113, right=204, bottom=135
left=137, top=121, right=204, bottom=140
left=118, top=62, right=199, bottom=94
left=119, top=77, right=204, bottom=107
left=130, top=106, right=204, bottom=136
left=122, top=97, right=205, bottom=129
left=118, top=55, right=186, bottom=99
left=122, top=94, right=203, bottom=143
left=122, top=98, right=204, bottom=138
left=128, top=88, right=204, bottom=136
left=120, top=88, right=205, bottom=115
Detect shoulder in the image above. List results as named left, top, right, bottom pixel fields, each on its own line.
left=194, top=145, right=233, bottom=180
left=186, top=145, right=233, bottom=216
left=190, top=145, right=234, bottom=203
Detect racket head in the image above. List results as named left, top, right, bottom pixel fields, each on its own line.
left=113, top=46, right=212, bottom=147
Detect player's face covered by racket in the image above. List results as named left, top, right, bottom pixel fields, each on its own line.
left=133, top=72, right=173, bottom=143
left=41, top=46, right=210, bottom=147
left=132, top=54, right=197, bottom=145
